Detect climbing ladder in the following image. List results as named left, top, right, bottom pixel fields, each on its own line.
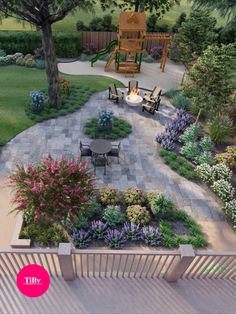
left=105, top=47, right=118, bottom=72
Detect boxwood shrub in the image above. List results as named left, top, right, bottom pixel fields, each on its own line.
left=0, top=31, right=82, bottom=57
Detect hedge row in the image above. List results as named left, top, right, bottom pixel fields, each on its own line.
left=0, top=31, right=83, bottom=57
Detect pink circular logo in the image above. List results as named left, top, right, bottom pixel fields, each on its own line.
left=17, top=264, right=50, bottom=298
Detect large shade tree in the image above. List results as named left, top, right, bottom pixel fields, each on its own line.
left=107, top=0, right=180, bottom=16
left=0, top=0, right=94, bottom=108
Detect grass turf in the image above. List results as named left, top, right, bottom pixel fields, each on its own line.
left=0, top=66, right=123, bottom=145
left=0, top=0, right=226, bottom=32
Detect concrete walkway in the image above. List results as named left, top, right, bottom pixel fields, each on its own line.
left=58, top=59, right=185, bottom=91
left=1, top=90, right=236, bottom=249
left=1, top=276, right=236, bottom=314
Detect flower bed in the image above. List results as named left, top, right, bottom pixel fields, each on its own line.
left=9, top=158, right=207, bottom=249
left=84, top=115, right=132, bottom=140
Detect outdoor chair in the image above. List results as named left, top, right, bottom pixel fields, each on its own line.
left=107, top=142, right=121, bottom=163
left=108, top=84, right=124, bottom=103
left=93, top=154, right=107, bottom=175
left=80, top=141, right=92, bottom=159
left=128, top=80, right=139, bottom=95
left=143, top=86, right=162, bottom=103
left=142, top=97, right=161, bottom=115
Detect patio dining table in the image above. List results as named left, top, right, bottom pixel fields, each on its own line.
left=90, top=139, right=112, bottom=155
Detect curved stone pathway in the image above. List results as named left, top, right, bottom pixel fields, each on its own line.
left=0, top=91, right=224, bottom=226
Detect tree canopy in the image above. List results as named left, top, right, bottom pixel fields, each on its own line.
left=183, top=43, right=236, bottom=118
left=107, top=0, right=180, bottom=16
left=170, top=10, right=217, bottom=65
left=193, top=0, right=236, bottom=22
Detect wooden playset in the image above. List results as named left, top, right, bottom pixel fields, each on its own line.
left=91, top=12, right=172, bottom=74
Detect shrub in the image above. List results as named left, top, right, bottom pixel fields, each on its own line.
left=91, top=220, right=108, bottom=239
left=98, top=110, right=113, bottom=130
left=180, top=142, right=199, bottom=160
left=223, top=200, right=236, bottom=229
left=172, top=12, right=187, bottom=33
left=215, top=146, right=236, bottom=169
left=126, top=205, right=151, bottom=225
left=148, top=193, right=173, bottom=218
left=141, top=226, right=162, bottom=246
left=195, top=163, right=213, bottom=184
left=124, top=188, right=147, bottom=206
left=0, top=31, right=82, bottom=57
left=172, top=94, right=191, bottom=110
left=212, top=180, right=235, bottom=202
left=179, top=123, right=202, bottom=144
left=194, top=151, right=214, bottom=165
left=156, top=109, right=195, bottom=150
left=35, top=59, right=45, bottom=69
left=102, top=205, right=124, bottom=228
left=0, top=49, right=6, bottom=57
left=0, top=52, right=23, bottom=66
left=163, top=89, right=179, bottom=99
left=58, top=76, right=71, bottom=96
left=104, top=229, right=126, bottom=249
left=208, top=115, right=233, bottom=145
left=25, top=59, right=36, bottom=68
left=98, top=187, right=120, bottom=205
left=30, top=91, right=46, bottom=113
left=9, top=155, right=95, bottom=224
left=211, top=163, right=232, bottom=182
left=142, top=55, right=155, bottom=63
left=123, top=222, right=141, bottom=241
left=199, top=135, right=214, bottom=152
left=150, top=45, right=163, bottom=60
left=71, top=230, right=92, bottom=248
left=20, top=221, right=67, bottom=246
left=76, top=20, right=88, bottom=31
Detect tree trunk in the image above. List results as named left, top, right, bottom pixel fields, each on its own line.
left=41, top=22, right=61, bottom=108
left=139, top=0, right=145, bottom=12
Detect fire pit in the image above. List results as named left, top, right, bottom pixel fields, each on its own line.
left=125, top=88, right=143, bottom=106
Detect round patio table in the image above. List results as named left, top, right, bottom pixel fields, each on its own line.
left=90, top=139, right=112, bottom=155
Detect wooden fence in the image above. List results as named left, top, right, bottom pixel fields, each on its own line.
left=0, top=245, right=236, bottom=283
left=82, top=31, right=172, bottom=53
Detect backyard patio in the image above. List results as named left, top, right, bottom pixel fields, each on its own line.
left=0, top=84, right=235, bottom=250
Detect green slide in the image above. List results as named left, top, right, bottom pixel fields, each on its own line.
left=91, top=40, right=117, bottom=67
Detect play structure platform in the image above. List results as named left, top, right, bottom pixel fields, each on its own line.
left=91, top=12, right=172, bottom=74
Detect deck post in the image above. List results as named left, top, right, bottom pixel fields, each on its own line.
left=58, top=243, right=75, bottom=281
left=164, top=245, right=195, bottom=282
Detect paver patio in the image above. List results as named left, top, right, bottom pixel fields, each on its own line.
left=0, top=89, right=235, bottom=249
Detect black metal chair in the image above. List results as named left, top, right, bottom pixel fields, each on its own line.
left=142, top=97, right=161, bottom=115
left=143, top=87, right=162, bottom=103
left=107, top=142, right=121, bottom=163
left=128, top=80, right=139, bottom=95
left=93, top=154, right=107, bottom=175
left=108, top=84, right=124, bottom=103
left=80, top=141, right=92, bottom=159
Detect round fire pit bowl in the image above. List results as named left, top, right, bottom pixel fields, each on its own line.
left=125, top=94, right=143, bottom=107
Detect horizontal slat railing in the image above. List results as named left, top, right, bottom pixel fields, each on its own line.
left=0, top=249, right=61, bottom=279
left=72, top=249, right=180, bottom=278
left=182, top=251, right=236, bottom=279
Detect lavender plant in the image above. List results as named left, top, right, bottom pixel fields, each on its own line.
left=123, top=222, right=141, bottom=241
left=104, top=229, right=127, bottom=249
left=71, top=229, right=91, bottom=248
left=91, top=220, right=108, bottom=239
left=156, top=109, right=195, bottom=150
left=141, top=226, right=162, bottom=246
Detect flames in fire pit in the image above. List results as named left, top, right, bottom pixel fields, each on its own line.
left=130, top=87, right=140, bottom=101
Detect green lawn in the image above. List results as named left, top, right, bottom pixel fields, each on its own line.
left=0, top=66, right=122, bottom=145
left=0, top=0, right=225, bottom=32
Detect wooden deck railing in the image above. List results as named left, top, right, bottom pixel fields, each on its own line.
left=0, top=244, right=236, bottom=282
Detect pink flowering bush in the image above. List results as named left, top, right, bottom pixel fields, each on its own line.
left=9, top=155, right=95, bottom=223
left=124, top=188, right=147, bottom=206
